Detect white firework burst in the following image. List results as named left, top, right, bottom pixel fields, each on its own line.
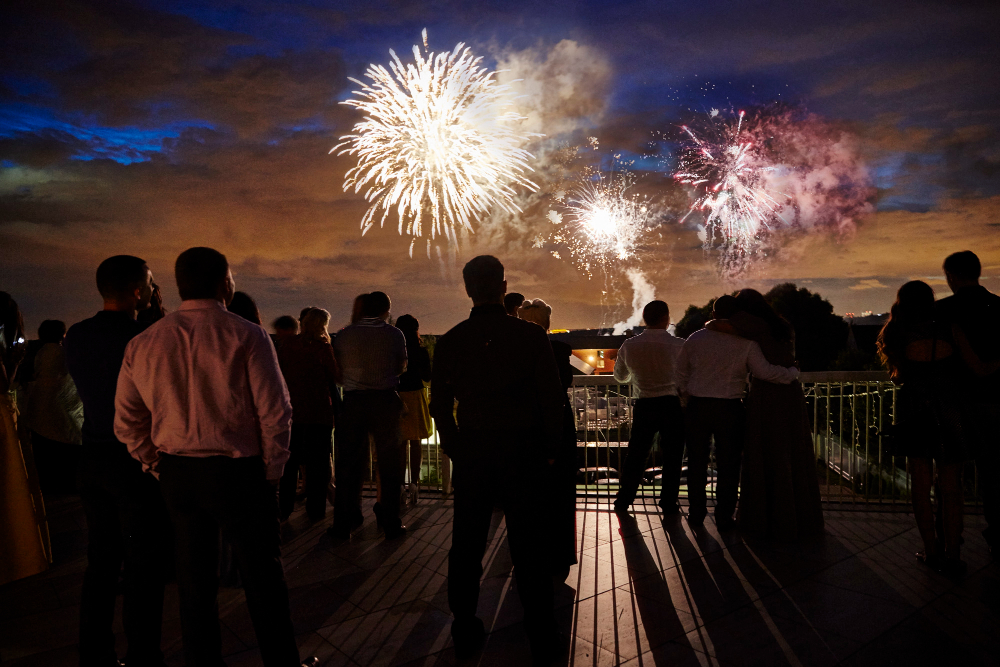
left=333, top=30, right=538, bottom=252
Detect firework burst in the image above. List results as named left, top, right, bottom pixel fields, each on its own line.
left=550, top=164, right=653, bottom=276
left=673, top=105, right=873, bottom=276
left=674, top=109, right=787, bottom=269
left=333, top=30, right=539, bottom=255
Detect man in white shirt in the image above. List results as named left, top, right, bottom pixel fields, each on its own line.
left=115, top=247, right=315, bottom=667
left=676, top=295, right=799, bottom=530
left=613, top=300, right=686, bottom=515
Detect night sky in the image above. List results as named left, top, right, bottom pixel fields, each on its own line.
left=3, top=0, right=999, bottom=334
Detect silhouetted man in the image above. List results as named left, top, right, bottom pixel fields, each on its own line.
left=676, top=295, right=799, bottom=530
left=65, top=255, right=169, bottom=667
left=330, top=290, right=407, bottom=539
left=430, top=256, right=565, bottom=661
left=613, top=300, right=686, bottom=515
left=937, top=250, right=1000, bottom=556
left=503, top=291, right=525, bottom=316
left=114, top=247, right=315, bottom=667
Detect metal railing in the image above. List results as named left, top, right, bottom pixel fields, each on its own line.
left=363, top=373, right=981, bottom=508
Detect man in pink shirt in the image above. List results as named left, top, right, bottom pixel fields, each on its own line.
left=115, top=247, right=315, bottom=667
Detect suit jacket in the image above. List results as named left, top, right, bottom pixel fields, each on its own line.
left=430, top=303, right=564, bottom=460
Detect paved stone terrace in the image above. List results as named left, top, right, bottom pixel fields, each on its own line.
left=1, top=494, right=997, bottom=666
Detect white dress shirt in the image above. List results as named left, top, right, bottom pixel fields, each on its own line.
left=114, top=299, right=292, bottom=480
left=676, top=328, right=799, bottom=399
left=613, top=329, right=685, bottom=398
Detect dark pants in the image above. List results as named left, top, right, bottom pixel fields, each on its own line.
left=278, top=423, right=333, bottom=520
left=158, top=455, right=299, bottom=667
left=334, top=390, right=403, bottom=530
left=615, top=396, right=684, bottom=509
left=448, top=431, right=555, bottom=651
left=685, top=397, right=745, bottom=520
left=78, top=449, right=169, bottom=667
left=969, top=401, right=1000, bottom=548
left=31, top=430, right=81, bottom=495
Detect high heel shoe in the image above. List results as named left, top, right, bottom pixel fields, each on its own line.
left=916, top=551, right=944, bottom=572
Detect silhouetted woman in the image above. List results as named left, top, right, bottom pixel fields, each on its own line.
left=0, top=292, right=51, bottom=584
left=227, top=291, right=262, bottom=325
left=710, top=289, right=824, bottom=541
left=277, top=308, right=340, bottom=520
left=395, top=315, right=432, bottom=503
left=878, top=280, right=966, bottom=573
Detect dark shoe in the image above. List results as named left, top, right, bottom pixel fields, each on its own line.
left=300, top=657, right=319, bottom=667
left=687, top=510, right=706, bottom=526
left=327, top=514, right=363, bottom=540
left=942, top=557, right=967, bottom=577
left=452, top=617, right=486, bottom=659
left=384, top=523, right=407, bottom=540
left=659, top=501, right=681, bottom=516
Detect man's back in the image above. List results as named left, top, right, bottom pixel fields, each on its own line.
left=938, top=286, right=1000, bottom=398
left=65, top=311, right=143, bottom=447
left=614, top=329, right=684, bottom=398
left=678, top=328, right=798, bottom=399
left=115, top=299, right=291, bottom=479
left=431, top=304, right=563, bottom=441
left=334, top=318, right=406, bottom=391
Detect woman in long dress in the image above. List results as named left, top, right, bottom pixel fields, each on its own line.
left=0, top=292, right=51, bottom=585
left=712, top=289, right=824, bottom=541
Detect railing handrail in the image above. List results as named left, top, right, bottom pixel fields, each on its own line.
left=570, top=370, right=892, bottom=386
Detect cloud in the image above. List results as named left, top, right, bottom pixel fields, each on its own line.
left=848, top=278, right=889, bottom=291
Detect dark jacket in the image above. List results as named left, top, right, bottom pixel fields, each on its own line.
left=937, top=285, right=1000, bottom=400
left=430, top=303, right=565, bottom=459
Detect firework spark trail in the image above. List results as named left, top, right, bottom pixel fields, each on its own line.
left=333, top=30, right=539, bottom=255
left=673, top=105, right=873, bottom=276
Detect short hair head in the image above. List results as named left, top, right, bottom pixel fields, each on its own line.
left=175, top=247, right=229, bottom=301
left=503, top=292, right=525, bottom=316
left=38, top=319, right=67, bottom=344
left=641, top=300, right=670, bottom=327
left=463, top=255, right=505, bottom=304
left=943, top=251, right=981, bottom=282
left=518, top=299, right=552, bottom=330
left=395, top=313, right=419, bottom=335
left=96, top=255, right=149, bottom=301
left=362, top=291, right=391, bottom=318
left=272, top=315, right=298, bottom=334
left=712, top=294, right=739, bottom=320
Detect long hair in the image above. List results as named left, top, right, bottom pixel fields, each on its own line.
left=228, top=291, right=262, bottom=325
left=734, top=289, right=792, bottom=341
left=300, top=308, right=331, bottom=344
left=877, top=280, right=935, bottom=376
left=395, top=314, right=421, bottom=349
left=350, top=294, right=367, bottom=324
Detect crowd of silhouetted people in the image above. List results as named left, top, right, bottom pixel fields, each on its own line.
left=0, top=248, right=997, bottom=666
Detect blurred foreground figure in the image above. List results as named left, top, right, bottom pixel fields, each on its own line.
left=114, top=247, right=315, bottom=667
left=0, top=291, right=51, bottom=586
left=65, top=256, right=169, bottom=666
left=431, top=256, right=565, bottom=662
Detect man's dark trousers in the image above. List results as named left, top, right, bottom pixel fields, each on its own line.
left=158, top=454, right=299, bottom=667
left=684, top=397, right=745, bottom=521
left=969, top=402, right=1000, bottom=549
left=615, top=395, right=684, bottom=509
left=448, top=431, right=555, bottom=650
left=279, top=423, right=333, bottom=520
left=334, top=390, right=403, bottom=530
left=78, top=448, right=169, bottom=667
